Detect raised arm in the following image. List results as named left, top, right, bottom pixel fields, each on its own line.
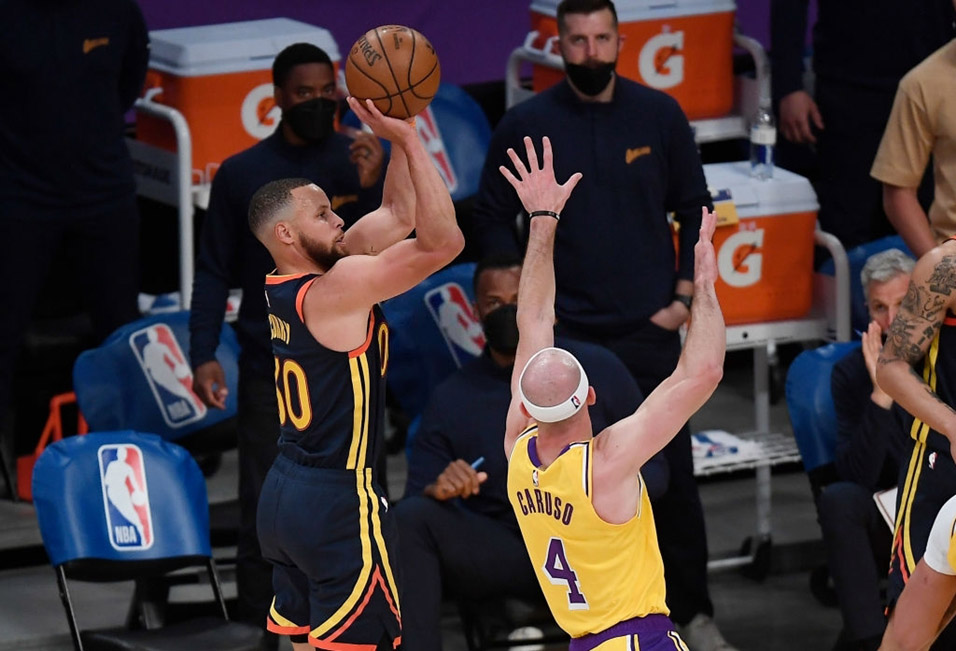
left=877, top=245, right=956, bottom=458
left=308, top=99, right=463, bottom=319
left=341, top=125, right=415, bottom=256
left=594, top=208, right=725, bottom=481
left=501, top=136, right=582, bottom=455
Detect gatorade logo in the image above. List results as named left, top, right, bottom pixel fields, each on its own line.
left=638, top=28, right=684, bottom=90
left=241, top=83, right=281, bottom=140
left=717, top=228, right=764, bottom=288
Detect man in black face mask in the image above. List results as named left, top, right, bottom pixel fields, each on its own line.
left=472, top=1, right=734, bottom=649
left=393, top=253, right=668, bottom=651
left=188, top=42, right=385, bottom=647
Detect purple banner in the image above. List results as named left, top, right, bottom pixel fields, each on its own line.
left=137, top=0, right=793, bottom=87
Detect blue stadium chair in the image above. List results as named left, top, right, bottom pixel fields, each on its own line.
left=72, top=311, right=239, bottom=453
left=785, top=340, right=861, bottom=495
left=380, top=262, right=483, bottom=432
left=819, top=235, right=914, bottom=337
left=32, top=431, right=263, bottom=651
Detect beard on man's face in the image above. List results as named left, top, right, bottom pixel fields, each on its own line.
left=299, top=232, right=346, bottom=270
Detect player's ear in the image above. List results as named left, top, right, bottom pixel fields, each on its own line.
left=520, top=402, right=531, bottom=419
left=587, top=386, right=596, bottom=406
left=617, top=32, right=626, bottom=54
left=274, top=220, right=295, bottom=245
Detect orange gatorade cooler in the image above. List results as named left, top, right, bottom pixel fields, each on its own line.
left=528, top=0, right=735, bottom=120
left=703, top=162, right=819, bottom=325
left=136, top=18, right=340, bottom=180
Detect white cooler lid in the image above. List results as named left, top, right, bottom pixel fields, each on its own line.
left=703, top=162, right=819, bottom=218
left=149, top=18, right=341, bottom=76
left=530, top=0, right=736, bottom=21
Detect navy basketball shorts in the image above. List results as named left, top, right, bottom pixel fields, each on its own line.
left=257, top=453, right=402, bottom=649
left=887, top=439, right=956, bottom=609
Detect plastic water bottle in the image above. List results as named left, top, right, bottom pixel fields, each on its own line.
left=749, top=106, right=776, bottom=180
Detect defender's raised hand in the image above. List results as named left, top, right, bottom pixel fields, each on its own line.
left=499, top=136, right=582, bottom=217
left=694, top=206, right=719, bottom=288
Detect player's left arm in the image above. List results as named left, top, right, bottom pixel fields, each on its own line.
left=595, top=208, right=725, bottom=477
left=341, top=124, right=417, bottom=256
left=501, top=137, right=582, bottom=457
left=877, top=245, right=956, bottom=456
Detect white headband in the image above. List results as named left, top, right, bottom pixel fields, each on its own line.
left=518, top=347, right=589, bottom=423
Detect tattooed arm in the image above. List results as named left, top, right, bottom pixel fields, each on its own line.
left=877, top=244, right=956, bottom=450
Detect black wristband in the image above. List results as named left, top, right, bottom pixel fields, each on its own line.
left=529, top=210, right=560, bottom=220
left=674, top=293, right=693, bottom=310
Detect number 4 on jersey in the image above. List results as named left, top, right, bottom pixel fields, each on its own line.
left=544, top=537, right=589, bottom=610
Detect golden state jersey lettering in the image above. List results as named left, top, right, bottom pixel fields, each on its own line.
left=269, top=314, right=291, bottom=344
left=508, top=429, right=668, bottom=638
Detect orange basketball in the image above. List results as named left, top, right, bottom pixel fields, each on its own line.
left=345, top=25, right=441, bottom=119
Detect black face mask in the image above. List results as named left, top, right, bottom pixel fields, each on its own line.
left=564, top=60, right=616, bottom=97
left=481, top=304, right=519, bottom=356
left=283, top=97, right=337, bottom=143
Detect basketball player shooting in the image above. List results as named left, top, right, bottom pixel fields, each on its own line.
left=248, top=93, right=463, bottom=651
left=502, top=135, right=725, bottom=648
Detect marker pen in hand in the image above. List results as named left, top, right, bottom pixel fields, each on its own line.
left=471, top=456, right=485, bottom=470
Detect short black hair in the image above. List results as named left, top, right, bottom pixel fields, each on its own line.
left=473, top=253, right=523, bottom=294
left=557, top=0, right=618, bottom=33
left=273, top=43, right=333, bottom=88
left=248, top=177, right=312, bottom=236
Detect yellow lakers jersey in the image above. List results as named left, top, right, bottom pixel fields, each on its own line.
left=507, top=427, right=668, bottom=638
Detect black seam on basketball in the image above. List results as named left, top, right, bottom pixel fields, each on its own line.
left=346, top=54, right=394, bottom=110
left=374, top=28, right=406, bottom=117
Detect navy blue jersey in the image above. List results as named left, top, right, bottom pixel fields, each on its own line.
left=264, top=272, right=389, bottom=470
left=909, top=313, right=956, bottom=454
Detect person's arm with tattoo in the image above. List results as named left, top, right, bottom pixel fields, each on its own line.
left=877, top=245, right=956, bottom=459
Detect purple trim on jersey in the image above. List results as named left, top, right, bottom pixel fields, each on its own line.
left=568, top=615, right=675, bottom=651
left=528, top=437, right=588, bottom=470
left=528, top=436, right=542, bottom=467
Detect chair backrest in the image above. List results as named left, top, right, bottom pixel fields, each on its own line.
left=33, top=431, right=211, bottom=571
left=73, top=311, right=239, bottom=442
left=819, top=235, right=914, bottom=336
left=785, top=341, right=861, bottom=475
left=343, top=82, right=492, bottom=201
left=380, top=263, right=484, bottom=421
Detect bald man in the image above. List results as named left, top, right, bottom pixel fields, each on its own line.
left=501, top=136, right=726, bottom=650
left=247, top=97, right=463, bottom=651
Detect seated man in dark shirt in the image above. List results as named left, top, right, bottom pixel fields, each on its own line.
left=393, top=254, right=668, bottom=651
left=820, top=248, right=913, bottom=651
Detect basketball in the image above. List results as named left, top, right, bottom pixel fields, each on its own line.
left=345, top=25, right=441, bottom=119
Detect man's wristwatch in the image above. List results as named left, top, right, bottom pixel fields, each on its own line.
left=674, top=293, right=693, bottom=310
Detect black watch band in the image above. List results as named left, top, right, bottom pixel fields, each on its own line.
left=674, top=293, right=693, bottom=310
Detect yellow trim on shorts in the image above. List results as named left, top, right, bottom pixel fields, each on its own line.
left=900, top=440, right=927, bottom=573
left=269, top=597, right=305, bottom=629
left=366, top=471, right=402, bottom=615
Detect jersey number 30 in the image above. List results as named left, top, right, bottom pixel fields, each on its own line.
left=544, top=537, right=589, bottom=610
left=274, top=357, right=312, bottom=431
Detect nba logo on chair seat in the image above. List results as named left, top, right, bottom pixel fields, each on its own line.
left=98, top=444, right=154, bottom=550
left=424, top=283, right=485, bottom=367
left=416, top=107, right=459, bottom=195
left=129, top=324, right=207, bottom=428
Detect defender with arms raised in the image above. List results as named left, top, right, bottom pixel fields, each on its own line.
left=501, top=136, right=725, bottom=649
